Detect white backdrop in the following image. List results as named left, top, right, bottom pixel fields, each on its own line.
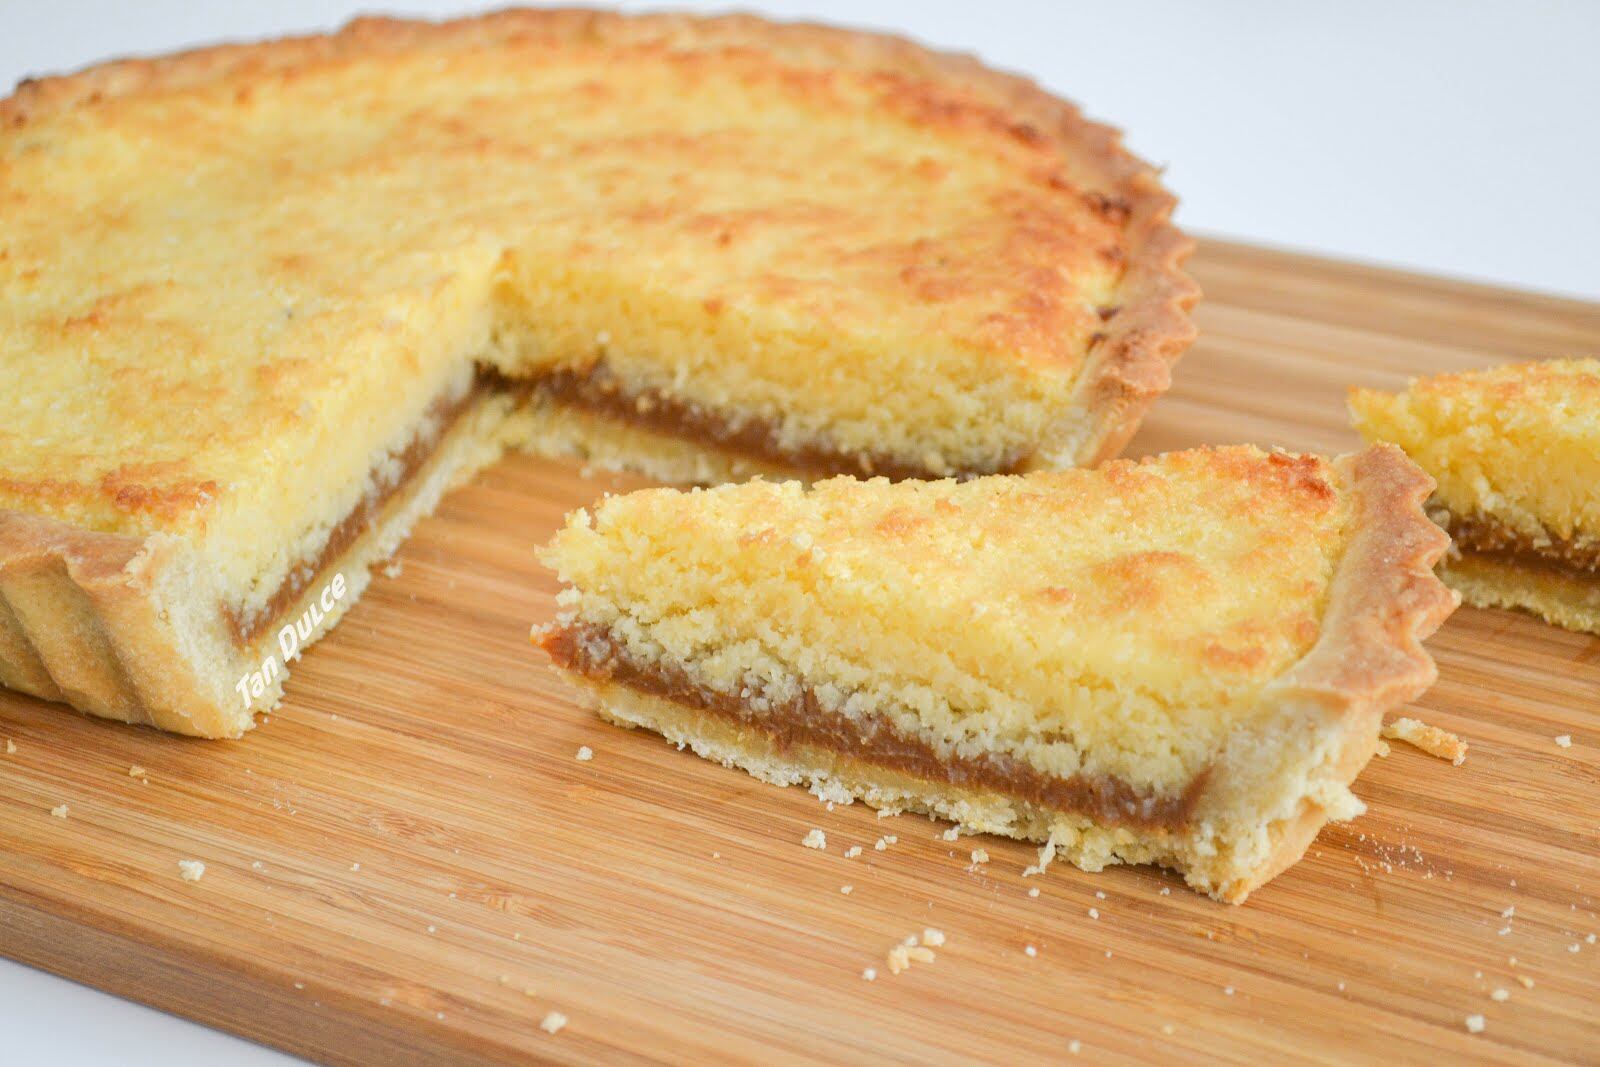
left=0, top=2, right=1596, bottom=1064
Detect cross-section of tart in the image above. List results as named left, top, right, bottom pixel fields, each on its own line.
left=534, top=445, right=1457, bottom=901
left=1351, top=359, right=1600, bottom=634
left=0, top=10, right=1196, bottom=735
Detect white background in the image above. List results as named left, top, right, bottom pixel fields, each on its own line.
left=0, top=2, right=1595, bottom=1064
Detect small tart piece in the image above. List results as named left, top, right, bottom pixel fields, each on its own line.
left=1351, top=359, right=1600, bottom=634
left=535, top=445, right=1457, bottom=902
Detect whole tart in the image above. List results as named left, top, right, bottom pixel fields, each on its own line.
left=535, top=445, right=1458, bottom=902
left=0, top=10, right=1196, bottom=735
left=1351, top=358, right=1600, bottom=634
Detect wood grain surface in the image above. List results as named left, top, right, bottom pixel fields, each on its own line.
left=2, top=239, right=1598, bottom=1065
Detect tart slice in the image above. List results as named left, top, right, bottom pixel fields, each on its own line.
left=535, top=445, right=1457, bottom=902
left=1351, top=359, right=1600, bottom=634
left=0, top=10, right=1195, bottom=735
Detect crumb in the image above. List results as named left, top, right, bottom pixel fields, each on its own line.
left=970, top=848, right=989, bottom=864
left=845, top=845, right=862, bottom=858
left=178, top=859, right=205, bottom=882
left=1589, top=934, right=1597, bottom=944
left=1088, top=908, right=1099, bottom=920
left=1382, top=717, right=1467, bottom=764
left=498, top=975, right=510, bottom=985
left=427, top=925, right=437, bottom=934
left=1223, top=986, right=1234, bottom=996
left=1024, top=944, right=1038, bottom=957
left=382, top=560, right=403, bottom=579
left=1555, top=734, right=1572, bottom=748
left=1517, top=976, right=1535, bottom=989
left=1501, top=906, right=1515, bottom=918
left=575, top=746, right=593, bottom=762
left=128, top=765, right=147, bottom=778
left=861, top=968, right=876, bottom=981
left=1490, top=988, right=1510, bottom=1002
left=539, top=1011, right=567, bottom=1035
left=1095, top=891, right=1105, bottom=899
left=251, top=861, right=263, bottom=870
left=1337, top=982, right=1345, bottom=991
left=1068, top=1040, right=1081, bottom=1054
left=874, top=837, right=891, bottom=851
left=840, top=885, right=853, bottom=895
left=49, top=804, right=69, bottom=819
left=941, top=827, right=960, bottom=841
left=1373, top=738, right=1390, bottom=757
left=922, top=928, right=945, bottom=947
left=1023, top=839, right=1056, bottom=877
left=1159, top=887, right=1171, bottom=896
left=1464, top=1014, right=1485, bottom=1034
left=1161, top=1024, right=1175, bottom=1035
left=351, top=862, right=361, bottom=871
left=1028, top=888, right=1040, bottom=898
left=711, top=852, right=720, bottom=860
left=4, top=739, right=14, bottom=754
left=1497, top=926, right=1511, bottom=936
left=802, top=829, right=827, bottom=850
left=1569, top=942, right=1581, bottom=953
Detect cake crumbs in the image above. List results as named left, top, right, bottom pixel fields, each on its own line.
left=1028, top=888, right=1041, bottom=898
left=575, top=746, right=593, bottom=762
left=802, top=829, right=827, bottom=850
left=873, top=835, right=896, bottom=851
left=128, top=765, right=148, bottom=779
left=1159, top=887, right=1171, bottom=896
left=969, top=848, right=989, bottom=865
left=940, top=827, right=961, bottom=841
left=1088, top=908, right=1099, bottom=920
left=1223, top=986, right=1235, bottom=996
left=922, top=928, right=945, bottom=947
left=539, top=1011, right=568, bottom=1035
left=1490, top=988, right=1510, bottom=1002
left=49, top=804, right=69, bottom=818
left=1554, top=734, right=1572, bottom=748
left=1517, top=975, right=1535, bottom=989
left=844, top=845, right=862, bottom=858
left=1068, top=1040, right=1081, bottom=1054
left=4, top=739, right=14, bottom=754
left=1465, top=1014, right=1486, bottom=1034
left=1023, top=838, right=1057, bottom=877
left=861, top=968, right=877, bottom=981
left=840, top=885, right=853, bottom=895
left=1382, top=717, right=1467, bottom=764
left=178, top=859, right=206, bottom=882
left=1024, top=944, right=1038, bottom=957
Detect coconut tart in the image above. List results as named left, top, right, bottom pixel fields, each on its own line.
left=0, top=10, right=1196, bottom=736
left=535, top=445, right=1457, bottom=902
left=1352, top=358, right=1600, bottom=635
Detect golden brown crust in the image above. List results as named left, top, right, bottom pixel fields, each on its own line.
left=1215, top=444, right=1458, bottom=902
left=2, top=7, right=1196, bottom=472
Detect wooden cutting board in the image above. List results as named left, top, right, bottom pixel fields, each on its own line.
left=1, top=239, right=1597, bottom=1065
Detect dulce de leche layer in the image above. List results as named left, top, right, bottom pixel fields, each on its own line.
left=540, top=621, right=1206, bottom=830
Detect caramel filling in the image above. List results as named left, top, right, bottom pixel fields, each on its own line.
left=225, top=381, right=485, bottom=644
left=1441, top=509, right=1600, bottom=576
left=541, top=622, right=1205, bottom=830
left=533, top=361, right=1025, bottom=481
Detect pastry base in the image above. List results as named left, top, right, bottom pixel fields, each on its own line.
left=1442, top=551, right=1600, bottom=636
left=0, top=394, right=515, bottom=737
left=576, top=677, right=1350, bottom=903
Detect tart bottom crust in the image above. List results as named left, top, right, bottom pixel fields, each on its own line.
left=1442, top=552, right=1600, bottom=636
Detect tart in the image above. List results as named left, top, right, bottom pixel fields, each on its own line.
left=534, top=445, right=1457, bottom=901
left=1351, top=358, right=1600, bottom=634
left=0, top=10, right=1196, bottom=735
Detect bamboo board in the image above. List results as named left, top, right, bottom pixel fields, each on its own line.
left=1, top=239, right=1597, bottom=1065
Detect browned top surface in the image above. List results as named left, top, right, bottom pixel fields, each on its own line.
left=1, top=240, right=1598, bottom=1064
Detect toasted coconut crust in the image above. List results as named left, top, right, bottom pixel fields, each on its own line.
left=2, top=7, right=1196, bottom=477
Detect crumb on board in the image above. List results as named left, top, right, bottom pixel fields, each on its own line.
left=802, top=829, right=827, bottom=850
left=922, top=928, right=945, bottom=947
left=1068, top=1040, right=1081, bottom=1055
left=886, top=933, right=937, bottom=975
left=1517, top=975, right=1535, bottom=989
left=844, top=845, right=862, bottom=858
left=539, top=1011, right=567, bottom=1035
left=941, top=827, right=961, bottom=841
left=4, top=739, right=15, bottom=754
left=1028, top=888, right=1041, bottom=898
left=1382, top=717, right=1467, bottom=764
left=969, top=848, right=989, bottom=865
left=1465, top=1014, right=1486, bottom=1034
left=861, top=968, right=876, bottom=981
left=1088, top=907, right=1099, bottom=920
left=1024, top=944, right=1038, bottom=958
left=1023, top=838, right=1057, bottom=877
left=1374, top=738, right=1390, bottom=758
left=128, top=765, right=147, bottom=779
left=575, top=746, right=593, bottom=762
left=1554, top=734, right=1572, bottom=748
left=178, top=859, right=206, bottom=882
left=840, top=885, right=853, bottom=895
left=49, top=804, right=69, bottom=819
left=1491, top=988, right=1510, bottom=1002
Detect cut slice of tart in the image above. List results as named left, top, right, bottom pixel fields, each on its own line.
left=1351, top=359, right=1600, bottom=634
left=534, top=445, right=1457, bottom=902
left=0, top=10, right=1195, bottom=735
